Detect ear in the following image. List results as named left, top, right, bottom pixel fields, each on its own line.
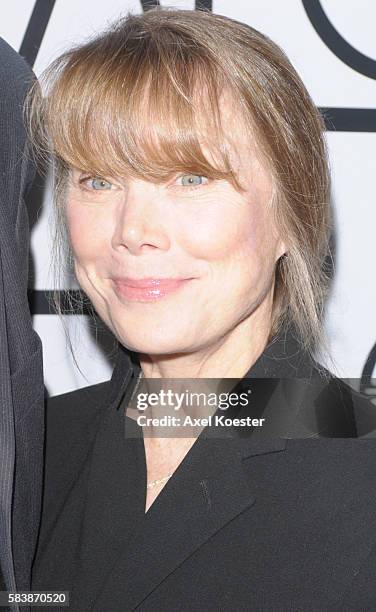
left=275, top=238, right=288, bottom=262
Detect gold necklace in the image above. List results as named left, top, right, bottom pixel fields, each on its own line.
left=146, top=473, right=173, bottom=489
left=131, top=371, right=173, bottom=489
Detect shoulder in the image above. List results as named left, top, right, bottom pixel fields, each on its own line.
left=267, top=439, right=376, bottom=551
left=46, top=379, right=112, bottom=419
left=248, top=438, right=376, bottom=515
left=285, top=437, right=376, bottom=470
left=45, top=380, right=112, bottom=467
left=307, top=365, right=376, bottom=437
left=37, top=381, right=116, bottom=542
left=282, top=438, right=376, bottom=508
left=46, top=379, right=112, bottom=428
left=273, top=348, right=376, bottom=437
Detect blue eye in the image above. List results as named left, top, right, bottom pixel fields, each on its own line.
left=179, top=174, right=206, bottom=187
left=90, top=178, right=112, bottom=190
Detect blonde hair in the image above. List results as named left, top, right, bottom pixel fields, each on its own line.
left=27, top=7, right=332, bottom=360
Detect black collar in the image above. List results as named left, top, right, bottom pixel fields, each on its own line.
left=108, top=322, right=322, bottom=413
left=106, top=322, right=374, bottom=438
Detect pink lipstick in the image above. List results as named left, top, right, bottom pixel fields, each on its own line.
left=112, top=277, right=193, bottom=302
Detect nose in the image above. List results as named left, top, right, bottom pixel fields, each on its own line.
left=111, top=181, right=170, bottom=255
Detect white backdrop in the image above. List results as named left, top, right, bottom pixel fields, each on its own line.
left=1, top=1, right=375, bottom=396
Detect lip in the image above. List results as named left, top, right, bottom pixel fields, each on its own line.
left=112, top=277, right=194, bottom=302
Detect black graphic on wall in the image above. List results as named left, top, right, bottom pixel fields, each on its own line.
left=19, top=0, right=56, bottom=67
left=302, top=0, right=376, bottom=132
left=360, top=343, right=376, bottom=394
left=302, top=0, right=376, bottom=80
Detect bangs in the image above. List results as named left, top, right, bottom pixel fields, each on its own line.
left=41, top=27, right=244, bottom=190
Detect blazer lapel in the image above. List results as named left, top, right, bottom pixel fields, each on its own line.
left=69, top=394, right=145, bottom=611
left=94, top=424, right=286, bottom=611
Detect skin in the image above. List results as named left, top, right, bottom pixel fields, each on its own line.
left=65, top=101, right=286, bottom=380
left=65, top=98, right=286, bottom=510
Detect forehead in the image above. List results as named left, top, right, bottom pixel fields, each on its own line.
left=48, top=47, right=267, bottom=188
left=208, top=93, right=271, bottom=184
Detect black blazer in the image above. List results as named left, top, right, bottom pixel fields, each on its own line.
left=0, top=38, right=44, bottom=598
left=32, top=327, right=376, bottom=611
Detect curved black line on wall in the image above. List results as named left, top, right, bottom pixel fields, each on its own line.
left=360, top=342, right=376, bottom=392
left=19, top=0, right=56, bottom=67
left=141, top=0, right=160, bottom=11
left=141, top=1, right=212, bottom=11
left=195, top=0, right=213, bottom=10
left=302, top=0, right=376, bottom=80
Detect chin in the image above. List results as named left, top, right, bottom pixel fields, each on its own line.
left=117, top=329, right=196, bottom=357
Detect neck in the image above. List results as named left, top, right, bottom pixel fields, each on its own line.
left=137, top=297, right=273, bottom=380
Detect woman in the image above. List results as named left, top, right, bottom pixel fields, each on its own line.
left=30, top=8, right=376, bottom=611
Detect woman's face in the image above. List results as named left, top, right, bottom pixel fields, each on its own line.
left=65, top=102, right=286, bottom=357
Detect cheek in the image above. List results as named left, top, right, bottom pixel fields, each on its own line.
left=180, top=198, right=270, bottom=267
left=65, top=200, right=111, bottom=263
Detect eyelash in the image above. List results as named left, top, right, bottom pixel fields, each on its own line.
left=78, top=176, right=112, bottom=190
left=76, top=174, right=210, bottom=192
left=174, top=175, right=209, bottom=191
